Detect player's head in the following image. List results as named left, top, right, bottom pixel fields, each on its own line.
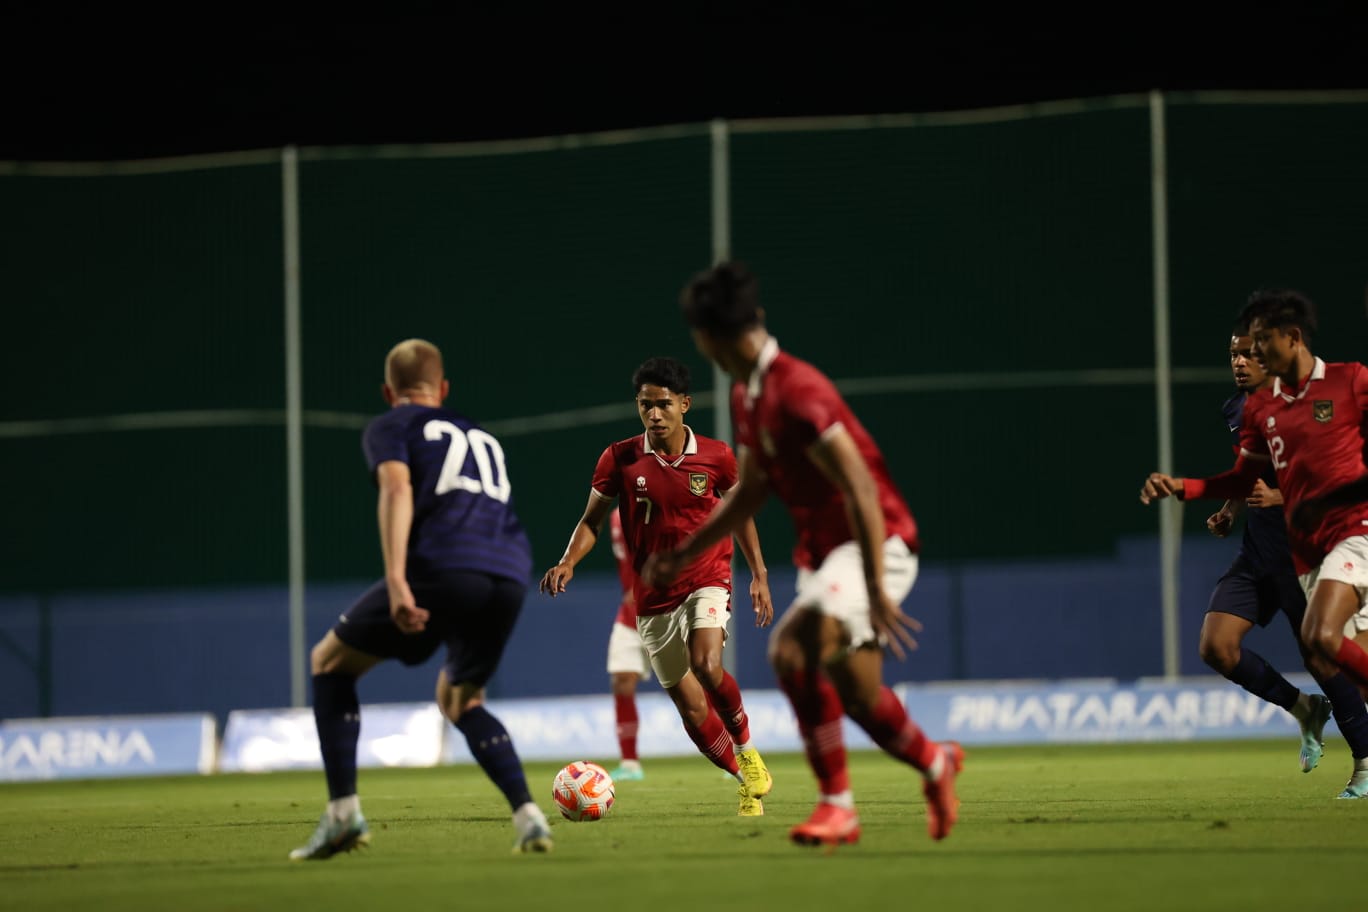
left=1241, top=289, right=1316, bottom=376
left=382, top=338, right=449, bottom=406
left=1228, top=321, right=1267, bottom=392
left=680, top=261, right=765, bottom=378
left=632, top=356, right=691, bottom=444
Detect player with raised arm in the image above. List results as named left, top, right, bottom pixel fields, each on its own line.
left=1141, top=290, right=1368, bottom=796
left=290, top=339, right=552, bottom=860
left=606, top=509, right=651, bottom=781
left=539, top=356, right=776, bottom=816
left=645, top=262, right=963, bottom=847
left=1198, top=326, right=1368, bottom=790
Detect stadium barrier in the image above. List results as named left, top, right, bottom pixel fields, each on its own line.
left=213, top=675, right=1321, bottom=776
left=0, top=713, right=217, bottom=781
left=3, top=675, right=1324, bottom=782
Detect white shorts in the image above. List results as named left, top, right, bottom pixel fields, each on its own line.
left=794, top=537, right=919, bottom=649
left=606, top=621, right=652, bottom=679
left=1299, top=535, right=1368, bottom=636
left=635, top=587, right=730, bottom=689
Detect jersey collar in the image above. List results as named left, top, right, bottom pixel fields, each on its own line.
left=642, top=424, right=698, bottom=467
left=745, top=335, right=781, bottom=405
left=1272, top=356, right=1326, bottom=402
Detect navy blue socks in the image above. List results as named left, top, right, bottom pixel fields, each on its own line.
left=455, top=705, right=533, bottom=810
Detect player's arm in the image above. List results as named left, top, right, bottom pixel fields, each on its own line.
left=539, top=492, right=614, bottom=596
left=806, top=425, right=921, bottom=659
left=643, top=447, right=769, bottom=587
left=1139, top=453, right=1266, bottom=505
left=376, top=460, right=429, bottom=634
left=730, top=515, right=774, bottom=627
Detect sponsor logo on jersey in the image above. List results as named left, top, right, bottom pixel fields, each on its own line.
left=1314, top=400, right=1333, bottom=423
left=689, top=473, right=708, bottom=496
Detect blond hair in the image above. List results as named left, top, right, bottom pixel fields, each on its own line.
left=384, top=338, right=444, bottom=394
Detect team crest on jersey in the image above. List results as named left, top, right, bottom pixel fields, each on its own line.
left=689, top=473, right=708, bottom=496
left=636, top=476, right=647, bottom=488
left=1266, top=416, right=1276, bottom=429
left=1314, top=400, right=1333, bottom=423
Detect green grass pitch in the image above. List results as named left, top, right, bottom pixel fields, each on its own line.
left=1, top=740, right=1363, bottom=912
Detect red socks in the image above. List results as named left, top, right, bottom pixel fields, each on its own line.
left=614, top=693, right=639, bottom=762
left=849, top=686, right=938, bottom=772
left=1335, top=637, right=1368, bottom=688
left=683, top=708, right=739, bottom=775
left=705, top=671, right=752, bottom=745
left=779, top=670, right=851, bottom=794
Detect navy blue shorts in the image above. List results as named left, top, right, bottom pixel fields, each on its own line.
left=1207, top=554, right=1306, bottom=629
left=333, top=570, right=525, bottom=688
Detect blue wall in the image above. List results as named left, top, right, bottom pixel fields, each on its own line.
left=0, top=534, right=1317, bottom=726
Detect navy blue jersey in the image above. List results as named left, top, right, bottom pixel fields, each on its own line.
left=362, top=404, right=532, bottom=584
left=1221, top=392, right=1293, bottom=575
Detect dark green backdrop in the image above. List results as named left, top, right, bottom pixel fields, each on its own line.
left=4, top=98, right=1366, bottom=592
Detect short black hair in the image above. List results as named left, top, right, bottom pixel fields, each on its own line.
left=1241, top=288, right=1317, bottom=344
left=632, top=356, right=691, bottom=395
left=680, top=260, right=761, bottom=338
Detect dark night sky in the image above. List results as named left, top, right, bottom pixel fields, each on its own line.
left=4, top=7, right=1366, bottom=161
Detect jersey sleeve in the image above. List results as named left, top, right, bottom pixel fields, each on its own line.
left=783, top=370, right=844, bottom=446
left=590, top=445, right=620, bottom=500
left=1353, top=363, right=1368, bottom=411
left=362, top=414, right=408, bottom=474
left=717, top=443, right=739, bottom=491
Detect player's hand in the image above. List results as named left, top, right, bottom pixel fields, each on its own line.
left=749, top=571, right=774, bottom=627
left=870, top=588, right=921, bottom=660
left=539, top=563, right=574, bottom=596
left=387, top=579, right=429, bottom=634
left=642, top=550, right=685, bottom=588
left=1206, top=509, right=1235, bottom=538
left=1246, top=479, right=1283, bottom=509
left=1140, top=472, right=1183, bottom=504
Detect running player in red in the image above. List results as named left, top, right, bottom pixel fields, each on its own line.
left=1141, top=289, right=1368, bottom=707
left=540, top=356, right=776, bottom=816
left=645, top=262, right=964, bottom=847
left=605, top=509, right=650, bottom=781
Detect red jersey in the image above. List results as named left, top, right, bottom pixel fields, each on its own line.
left=732, top=337, right=918, bottom=569
left=1185, top=358, right=1368, bottom=574
left=608, top=510, right=638, bottom=628
left=591, top=428, right=737, bottom=616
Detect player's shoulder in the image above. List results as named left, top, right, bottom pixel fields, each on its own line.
left=690, top=431, right=734, bottom=458
left=1220, top=390, right=1245, bottom=417
left=1324, top=361, right=1368, bottom=382
left=773, top=350, right=837, bottom=392
left=604, top=434, right=646, bottom=460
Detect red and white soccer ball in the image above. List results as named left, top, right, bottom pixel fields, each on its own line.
left=552, top=760, right=615, bottom=821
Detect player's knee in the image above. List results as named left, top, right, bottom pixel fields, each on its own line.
left=1197, top=637, right=1239, bottom=675
left=768, top=633, right=804, bottom=676
left=689, top=652, right=722, bottom=684
left=1301, top=617, right=1342, bottom=658
left=309, top=638, right=340, bottom=676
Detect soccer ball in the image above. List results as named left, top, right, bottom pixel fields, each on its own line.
left=552, top=760, right=615, bottom=821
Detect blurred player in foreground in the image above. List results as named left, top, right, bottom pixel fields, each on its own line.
left=540, top=356, right=776, bottom=816
left=645, top=262, right=963, bottom=847
left=1141, top=290, right=1368, bottom=796
left=1198, top=324, right=1368, bottom=793
left=290, top=339, right=552, bottom=860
